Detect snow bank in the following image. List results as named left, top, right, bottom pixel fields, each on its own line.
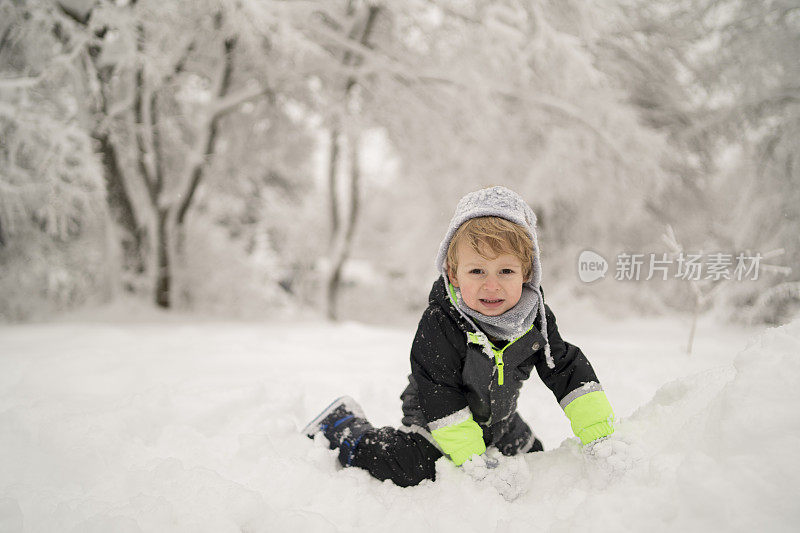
left=0, top=316, right=798, bottom=532
left=538, top=319, right=800, bottom=533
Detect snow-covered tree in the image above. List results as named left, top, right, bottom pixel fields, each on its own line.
left=0, top=0, right=109, bottom=320
left=2, top=0, right=322, bottom=315
left=598, top=0, right=799, bottom=322
left=334, top=0, right=670, bottom=319
left=5, top=0, right=791, bottom=325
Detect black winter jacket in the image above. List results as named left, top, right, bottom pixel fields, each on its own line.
left=400, top=277, right=602, bottom=449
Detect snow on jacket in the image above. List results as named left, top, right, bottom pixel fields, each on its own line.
left=400, top=277, right=615, bottom=465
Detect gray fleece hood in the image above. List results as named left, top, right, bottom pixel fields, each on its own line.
left=435, top=186, right=553, bottom=368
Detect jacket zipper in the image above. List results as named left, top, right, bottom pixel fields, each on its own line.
left=467, top=324, right=536, bottom=387
left=494, top=351, right=505, bottom=386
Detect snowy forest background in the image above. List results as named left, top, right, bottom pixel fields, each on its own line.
left=1, top=0, right=799, bottom=326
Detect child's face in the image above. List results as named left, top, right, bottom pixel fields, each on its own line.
left=448, top=243, right=525, bottom=316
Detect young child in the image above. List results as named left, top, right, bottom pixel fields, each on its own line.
left=303, top=186, right=614, bottom=488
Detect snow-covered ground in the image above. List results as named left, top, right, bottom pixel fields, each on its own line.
left=1, top=300, right=798, bottom=532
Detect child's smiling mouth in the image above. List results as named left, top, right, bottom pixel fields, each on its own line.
left=479, top=298, right=505, bottom=308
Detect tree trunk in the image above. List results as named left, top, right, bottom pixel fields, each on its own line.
left=328, top=125, right=341, bottom=247
left=169, top=32, right=236, bottom=309
left=87, top=39, right=149, bottom=293
left=686, top=295, right=700, bottom=356
left=326, top=135, right=360, bottom=321
left=155, top=208, right=171, bottom=308
left=323, top=5, right=380, bottom=320
left=94, top=129, right=147, bottom=289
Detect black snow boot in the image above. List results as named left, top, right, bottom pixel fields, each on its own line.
left=303, top=396, right=374, bottom=466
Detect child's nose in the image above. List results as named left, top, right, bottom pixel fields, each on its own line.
left=483, top=276, right=501, bottom=290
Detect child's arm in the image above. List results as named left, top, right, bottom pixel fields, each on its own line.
left=410, top=306, right=486, bottom=465
left=535, top=303, right=615, bottom=445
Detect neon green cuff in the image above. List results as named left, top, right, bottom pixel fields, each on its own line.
left=563, top=390, right=615, bottom=445
left=431, top=416, right=486, bottom=466
left=577, top=421, right=615, bottom=445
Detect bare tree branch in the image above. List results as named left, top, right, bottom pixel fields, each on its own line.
left=176, top=35, right=237, bottom=225
left=211, top=85, right=275, bottom=119
left=158, top=38, right=196, bottom=87
left=133, top=61, right=157, bottom=205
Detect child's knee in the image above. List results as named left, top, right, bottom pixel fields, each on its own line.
left=348, top=427, right=439, bottom=486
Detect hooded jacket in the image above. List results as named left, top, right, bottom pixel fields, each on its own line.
left=399, top=187, right=614, bottom=465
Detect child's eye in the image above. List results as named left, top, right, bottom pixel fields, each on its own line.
left=501, top=269, right=515, bottom=275
left=469, top=269, right=484, bottom=275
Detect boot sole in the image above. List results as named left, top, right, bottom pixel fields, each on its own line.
left=301, top=395, right=366, bottom=437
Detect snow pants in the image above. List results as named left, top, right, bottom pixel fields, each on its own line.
left=347, top=412, right=543, bottom=487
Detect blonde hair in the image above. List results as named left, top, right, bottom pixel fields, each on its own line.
left=446, top=217, right=533, bottom=281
